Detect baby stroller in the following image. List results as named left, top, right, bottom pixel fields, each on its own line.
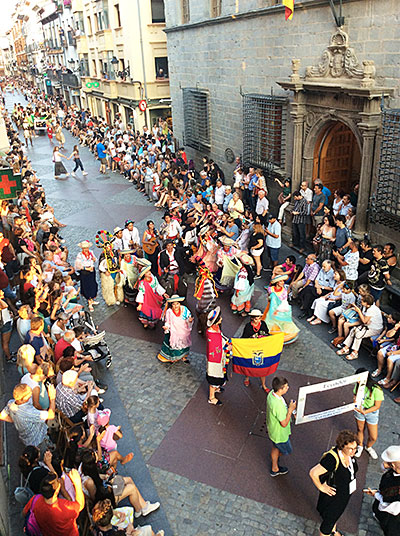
left=71, top=309, right=113, bottom=369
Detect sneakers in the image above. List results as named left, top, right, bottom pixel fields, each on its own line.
left=156, top=532, right=164, bottom=536
left=355, top=445, right=363, bottom=458
left=82, top=171, right=88, bottom=175
left=71, top=172, right=76, bottom=177
left=270, top=466, right=289, bottom=477
left=254, top=274, right=262, bottom=280
left=366, top=446, right=378, bottom=460
left=135, top=501, right=160, bottom=518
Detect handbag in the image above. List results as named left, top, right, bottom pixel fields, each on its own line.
left=14, top=466, right=41, bottom=506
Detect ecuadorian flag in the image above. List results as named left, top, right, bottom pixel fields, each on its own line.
left=231, top=333, right=284, bottom=378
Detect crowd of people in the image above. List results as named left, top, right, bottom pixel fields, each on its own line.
left=0, top=78, right=399, bottom=536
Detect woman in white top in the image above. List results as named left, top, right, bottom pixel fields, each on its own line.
left=53, top=146, right=69, bottom=180
left=74, top=241, right=99, bottom=312
left=0, top=290, right=14, bottom=363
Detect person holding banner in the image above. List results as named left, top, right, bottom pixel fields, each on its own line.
left=266, top=376, right=296, bottom=477
left=309, top=430, right=359, bottom=536
left=240, top=309, right=270, bottom=391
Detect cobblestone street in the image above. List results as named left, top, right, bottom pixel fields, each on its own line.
left=4, top=93, right=397, bottom=536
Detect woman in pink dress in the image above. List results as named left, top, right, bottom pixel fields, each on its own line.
left=158, top=295, right=194, bottom=363
left=206, top=307, right=231, bottom=406
left=136, top=261, right=168, bottom=328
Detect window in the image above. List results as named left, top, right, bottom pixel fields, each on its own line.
left=91, top=59, right=97, bottom=77
left=86, top=16, right=93, bottom=35
left=155, top=57, right=168, bottom=79
left=371, top=108, right=400, bottom=231
left=75, top=11, right=84, bottom=33
left=210, top=0, right=221, bottom=18
left=114, top=3, right=121, bottom=27
left=151, top=0, right=165, bottom=23
left=183, top=88, right=210, bottom=150
left=182, top=0, right=190, bottom=23
left=243, top=94, right=286, bottom=171
left=80, top=53, right=89, bottom=76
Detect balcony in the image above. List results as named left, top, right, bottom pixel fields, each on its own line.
left=44, top=39, right=63, bottom=54
left=95, top=29, right=114, bottom=51
left=62, top=72, right=81, bottom=88
left=75, top=35, right=88, bottom=55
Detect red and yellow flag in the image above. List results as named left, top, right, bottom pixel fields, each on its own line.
left=283, top=0, right=294, bottom=20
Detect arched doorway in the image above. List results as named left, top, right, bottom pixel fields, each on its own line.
left=313, top=121, right=361, bottom=196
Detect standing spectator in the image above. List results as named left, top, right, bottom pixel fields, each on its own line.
left=314, top=178, right=331, bottom=206
left=222, top=185, right=233, bottom=212
left=265, top=214, right=281, bottom=269
left=364, top=445, right=400, bottom=536
left=275, top=177, right=291, bottom=223
left=334, top=216, right=351, bottom=254
left=368, top=245, right=392, bottom=304
left=383, top=243, right=398, bottom=274
left=214, top=178, right=225, bottom=210
left=96, top=138, right=107, bottom=174
left=255, top=189, right=269, bottom=225
left=339, top=194, right=353, bottom=217
left=289, top=254, right=320, bottom=299
left=249, top=219, right=265, bottom=279
left=228, top=192, right=245, bottom=227
left=309, top=430, right=358, bottom=536
left=23, top=469, right=84, bottom=536
left=311, top=183, right=325, bottom=227
left=353, top=368, right=384, bottom=460
left=332, top=239, right=360, bottom=289
left=266, top=376, right=296, bottom=477
left=358, top=238, right=374, bottom=283
left=291, top=190, right=308, bottom=254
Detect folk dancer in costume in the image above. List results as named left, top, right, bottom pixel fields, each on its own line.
left=120, top=250, right=140, bottom=290
left=241, top=309, right=271, bottom=392
left=263, top=274, right=299, bottom=344
left=216, top=236, right=240, bottom=287
left=112, top=227, right=124, bottom=254
left=194, top=261, right=218, bottom=336
left=122, top=219, right=140, bottom=250
left=136, top=260, right=168, bottom=329
left=196, top=226, right=218, bottom=273
left=74, top=241, right=99, bottom=312
left=206, top=307, right=231, bottom=406
left=158, top=295, right=194, bottom=364
left=231, top=252, right=255, bottom=316
left=96, top=230, right=123, bottom=307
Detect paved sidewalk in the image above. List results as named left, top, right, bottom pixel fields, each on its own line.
left=3, top=92, right=395, bottom=535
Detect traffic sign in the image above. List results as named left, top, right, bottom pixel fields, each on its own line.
left=138, top=99, right=147, bottom=112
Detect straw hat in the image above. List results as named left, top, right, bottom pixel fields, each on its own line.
left=207, top=306, right=221, bottom=327
left=167, top=294, right=185, bottom=303
left=138, top=265, right=152, bottom=279
left=113, top=226, right=123, bottom=234
left=120, top=249, right=135, bottom=255
left=270, top=274, right=289, bottom=285
left=199, top=225, right=210, bottom=236
left=237, top=252, right=254, bottom=265
left=136, top=258, right=152, bottom=267
left=381, top=445, right=400, bottom=463
left=78, top=240, right=92, bottom=249
left=249, top=309, right=263, bottom=317
left=219, top=236, right=235, bottom=247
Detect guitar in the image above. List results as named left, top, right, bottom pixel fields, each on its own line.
left=142, top=231, right=159, bottom=255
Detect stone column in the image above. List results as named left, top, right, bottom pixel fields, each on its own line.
left=354, top=124, right=377, bottom=235
left=291, top=114, right=305, bottom=191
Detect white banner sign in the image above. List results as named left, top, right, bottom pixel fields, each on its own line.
left=295, top=371, right=368, bottom=425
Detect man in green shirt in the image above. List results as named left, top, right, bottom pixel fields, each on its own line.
left=266, top=376, right=296, bottom=477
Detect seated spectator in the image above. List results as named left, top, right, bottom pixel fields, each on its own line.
left=56, top=369, right=94, bottom=422
left=51, top=312, right=69, bottom=342
left=0, top=288, right=15, bottom=362
left=374, top=320, right=400, bottom=380
left=54, top=330, right=75, bottom=363
left=0, top=382, right=55, bottom=450
left=308, top=268, right=346, bottom=325
left=23, top=469, right=84, bottom=536
left=21, top=362, right=53, bottom=410
left=24, top=316, right=52, bottom=363
left=271, top=255, right=296, bottom=281
left=337, top=295, right=383, bottom=361
left=289, top=254, right=320, bottom=299
left=299, top=260, right=335, bottom=320
left=92, top=498, right=164, bottom=536
left=16, top=304, right=32, bottom=342
left=16, top=344, right=37, bottom=376
left=383, top=242, right=397, bottom=274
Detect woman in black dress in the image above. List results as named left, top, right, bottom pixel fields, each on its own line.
left=309, top=430, right=358, bottom=536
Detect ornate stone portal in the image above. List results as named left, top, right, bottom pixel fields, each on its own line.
left=278, top=29, right=392, bottom=234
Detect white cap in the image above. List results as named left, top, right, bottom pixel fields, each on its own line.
left=381, top=445, right=400, bottom=463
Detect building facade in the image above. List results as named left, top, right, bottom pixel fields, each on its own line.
left=164, top=0, right=400, bottom=247
left=73, top=0, right=171, bottom=129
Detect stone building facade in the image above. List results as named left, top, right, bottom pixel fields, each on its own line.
left=164, top=0, right=400, bottom=246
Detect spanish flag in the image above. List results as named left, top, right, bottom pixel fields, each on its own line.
left=231, top=333, right=284, bottom=378
left=283, top=0, right=294, bottom=20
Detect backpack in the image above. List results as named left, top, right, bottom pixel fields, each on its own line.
left=15, top=466, right=43, bottom=506
left=24, top=494, right=42, bottom=536
left=320, top=447, right=340, bottom=488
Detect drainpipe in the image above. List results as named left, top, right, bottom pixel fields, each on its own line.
left=136, top=0, right=149, bottom=127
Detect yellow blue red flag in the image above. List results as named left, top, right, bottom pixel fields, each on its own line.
left=283, top=0, right=294, bottom=20
left=231, top=333, right=284, bottom=378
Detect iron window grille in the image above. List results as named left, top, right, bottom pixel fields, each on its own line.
left=210, top=0, right=222, bottom=18
left=182, top=0, right=190, bottom=24
left=371, top=108, right=400, bottom=231
left=243, top=94, right=287, bottom=175
left=183, top=88, right=210, bottom=151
